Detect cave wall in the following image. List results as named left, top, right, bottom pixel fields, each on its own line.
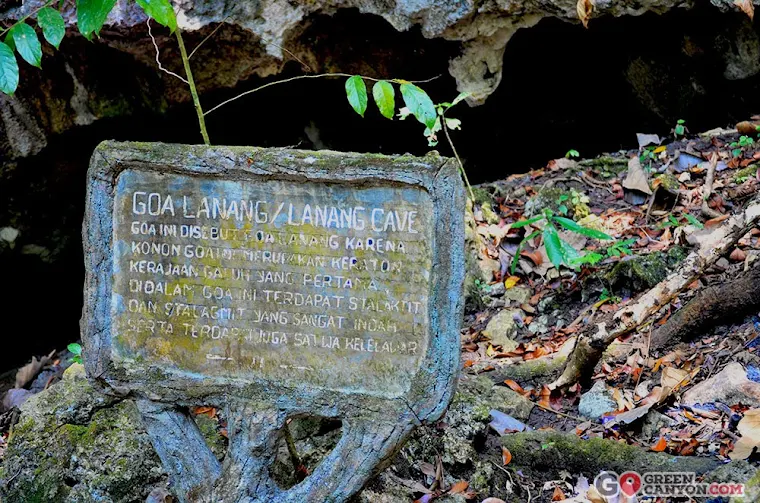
left=2, top=1, right=760, bottom=367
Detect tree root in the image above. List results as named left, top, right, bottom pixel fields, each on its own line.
left=549, top=196, right=760, bottom=390
left=650, top=263, right=760, bottom=349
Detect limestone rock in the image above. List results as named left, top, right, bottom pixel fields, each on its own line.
left=482, top=309, right=521, bottom=351
left=504, top=285, right=531, bottom=304
left=683, top=362, right=760, bottom=408
left=0, top=365, right=167, bottom=502
left=578, top=381, right=617, bottom=420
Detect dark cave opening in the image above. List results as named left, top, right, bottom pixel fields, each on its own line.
left=3, top=4, right=760, bottom=369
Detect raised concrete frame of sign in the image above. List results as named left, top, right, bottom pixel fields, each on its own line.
left=82, top=142, right=465, bottom=503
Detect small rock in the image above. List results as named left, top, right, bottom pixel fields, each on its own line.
left=504, top=285, right=531, bottom=304
left=2, top=389, right=32, bottom=410
left=578, top=381, right=617, bottom=420
left=491, top=386, right=534, bottom=421
left=477, top=256, right=500, bottom=282
left=0, top=226, right=19, bottom=243
left=528, top=314, right=550, bottom=335
left=488, top=282, right=506, bottom=297
left=682, top=362, right=760, bottom=408
left=482, top=309, right=521, bottom=351
left=641, top=410, right=675, bottom=441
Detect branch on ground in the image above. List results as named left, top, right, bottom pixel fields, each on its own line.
left=549, top=195, right=760, bottom=391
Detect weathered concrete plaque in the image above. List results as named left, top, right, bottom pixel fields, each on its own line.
left=82, top=142, right=464, bottom=503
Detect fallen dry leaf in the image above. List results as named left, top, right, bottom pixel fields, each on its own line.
left=504, top=275, right=520, bottom=289
left=502, top=447, right=512, bottom=465
left=735, top=0, right=754, bottom=20
left=538, top=385, right=552, bottom=409
left=576, top=0, right=594, bottom=28
left=449, top=480, right=469, bottom=494
left=15, top=350, right=55, bottom=389
left=623, top=156, right=653, bottom=196
left=730, top=247, right=747, bottom=262
left=651, top=437, right=668, bottom=452
left=551, top=486, right=566, bottom=501
left=730, top=408, right=760, bottom=460
left=504, top=379, right=527, bottom=394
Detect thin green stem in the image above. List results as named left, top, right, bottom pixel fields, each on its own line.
left=0, top=0, right=56, bottom=37
left=442, top=115, right=475, bottom=202
left=175, top=27, right=210, bottom=145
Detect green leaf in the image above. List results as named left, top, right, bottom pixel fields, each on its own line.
left=135, top=0, right=177, bottom=32
left=4, top=33, right=14, bottom=52
left=37, top=7, right=65, bottom=49
left=67, top=342, right=82, bottom=356
left=345, top=75, right=367, bottom=117
left=76, top=0, right=117, bottom=39
left=10, top=23, right=42, bottom=68
left=552, top=216, right=612, bottom=240
left=543, top=226, right=563, bottom=269
left=510, top=215, right=544, bottom=228
left=399, top=82, right=437, bottom=129
left=684, top=213, right=704, bottom=229
left=558, top=237, right=581, bottom=266
left=0, top=42, right=18, bottom=95
left=371, top=80, right=395, bottom=119
left=451, top=92, right=469, bottom=106
left=571, top=252, right=603, bottom=266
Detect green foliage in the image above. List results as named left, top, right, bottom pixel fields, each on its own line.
left=37, top=8, right=65, bottom=49
left=606, top=238, right=636, bottom=257
left=657, top=212, right=703, bottom=230
left=674, top=118, right=686, bottom=137
left=76, top=0, right=118, bottom=39
left=684, top=213, right=704, bottom=229
left=135, top=0, right=177, bottom=32
left=509, top=209, right=613, bottom=274
left=556, top=189, right=589, bottom=216
left=67, top=342, right=83, bottom=364
left=10, top=23, right=42, bottom=68
left=345, top=76, right=468, bottom=148
left=399, top=82, right=437, bottom=130
left=566, top=149, right=580, bottom=159
left=730, top=135, right=754, bottom=157
left=599, top=288, right=621, bottom=304
left=1, top=0, right=177, bottom=95
left=0, top=42, right=18, bottom=95
left=344, top=75, right=367, bottom=117
left=371, top=80, right=395, bottom=119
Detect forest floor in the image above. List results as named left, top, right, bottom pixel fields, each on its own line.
left=2, top=125, right=760, bottom=502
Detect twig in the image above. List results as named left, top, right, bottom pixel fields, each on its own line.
left=550, top=194, right=760, bottom=390
left=147, top=20, right=188, bottom=84
left=188, top=16, right=231, bottom=60
left=175, top=26, right=210, bottom=145
left=701, top=152, right=722, bottom=219
left=204, top=73, right=441, bottom=116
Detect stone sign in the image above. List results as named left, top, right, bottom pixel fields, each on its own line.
left=82, top=142, right=464, bottom=502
